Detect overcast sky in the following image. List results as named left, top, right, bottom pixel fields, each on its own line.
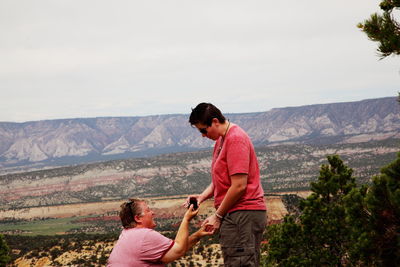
left=0, top=0, right=398, bottom=122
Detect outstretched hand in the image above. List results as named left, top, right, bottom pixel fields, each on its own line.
left=183, top=204, right=199, bottom=221
left=196, top=223, right=215, bottom=237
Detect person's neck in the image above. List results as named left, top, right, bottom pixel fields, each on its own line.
left=135, top=224, right=155, bottom=229
left=219, top=121, right=231, bottom=138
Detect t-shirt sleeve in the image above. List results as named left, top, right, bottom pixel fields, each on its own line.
left=140, top=229, right=174, bottom=262
left=226, top=138, right=250, bottom=176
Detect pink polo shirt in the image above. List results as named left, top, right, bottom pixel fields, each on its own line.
left=108, top=228, right=174, bottom=267
left=211, top=124, right=266, bottom=213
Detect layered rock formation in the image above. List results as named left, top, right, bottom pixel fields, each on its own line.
left=0, top=97, right=398, bottom=171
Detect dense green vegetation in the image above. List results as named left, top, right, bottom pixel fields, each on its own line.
left=262, top=152, right=400, bottom=266
left=0, top=234, right=10, bottom=266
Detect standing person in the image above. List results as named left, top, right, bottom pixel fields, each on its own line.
left=108, top=198, right=211, bottom=266
left=186, top=102, right=267, bottom=267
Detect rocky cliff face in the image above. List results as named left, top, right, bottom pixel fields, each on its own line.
left=0, top=97, right=399, bottom=170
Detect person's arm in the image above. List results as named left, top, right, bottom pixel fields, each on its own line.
left=160, top=206, right=198, bottom=263
left=201, top=174, right=247, bottom=231
left=216, top=173, right=247, bottom=216
left=198, top=182, right=214, bottom=204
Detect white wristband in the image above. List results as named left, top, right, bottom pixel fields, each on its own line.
left=215, top=212, right=224, bottom=219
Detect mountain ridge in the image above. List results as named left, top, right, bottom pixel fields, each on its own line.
left=1, top=97, right=399, bottom=172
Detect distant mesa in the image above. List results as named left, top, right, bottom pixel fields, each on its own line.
left=0, top=97, right=399, bottom=173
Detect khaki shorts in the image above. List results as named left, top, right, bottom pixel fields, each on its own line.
left=219, top=210, right=267, bottom=267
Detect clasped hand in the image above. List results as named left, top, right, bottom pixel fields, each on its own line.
left=183, top=196, right=217, bottom=234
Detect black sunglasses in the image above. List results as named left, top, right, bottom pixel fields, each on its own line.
left=198, top=127, right=208, bottom=134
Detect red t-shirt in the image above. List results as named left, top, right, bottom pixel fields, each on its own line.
left=211, top=124, right=266, bottom=213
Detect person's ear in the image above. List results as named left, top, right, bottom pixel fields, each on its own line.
left=134, top=214, right=142, bottom=224
left=212, top=118, right=219, bottom=125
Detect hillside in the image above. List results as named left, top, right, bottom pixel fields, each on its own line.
left=0, top=138, right=398, bottom=210
left=1, top=97, right=399, bottom=173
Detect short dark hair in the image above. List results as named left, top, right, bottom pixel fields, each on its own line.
left=189, top=103, right=226, bottom=126
left=119, top=198, right=144, bottom=229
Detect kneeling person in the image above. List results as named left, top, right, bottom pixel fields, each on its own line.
left=108, top=198, right=211, bottom=266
